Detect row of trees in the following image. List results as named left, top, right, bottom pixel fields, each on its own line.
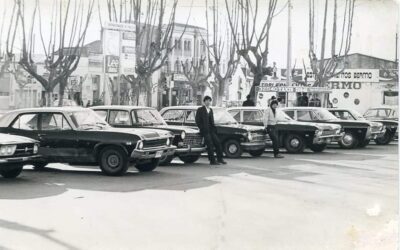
left=0, top=0, right=356, bottom=107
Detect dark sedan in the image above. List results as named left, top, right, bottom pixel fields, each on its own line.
left=92, top=106, right=206, bottom=165
left=0, top=133, right=39, bottom=178
left=363, top=106, right=398, bottom=145
left=0, top=107, right=176, bottom=176
left=160, top=106, right=269, bottom=158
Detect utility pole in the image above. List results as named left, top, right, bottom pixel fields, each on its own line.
left=286, top=0, right=292, bottom=107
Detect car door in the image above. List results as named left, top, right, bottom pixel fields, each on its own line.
left=162, top=109, right=185, bottom=126
left=38, top=112, right=78, bottom=162
left=5, top=113, right=41, bottom=140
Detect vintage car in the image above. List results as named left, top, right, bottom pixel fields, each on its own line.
left=363, top=106, right=398, bottom=145
left=0, top=133, right=39, bottom=178
left=328, top=108, right=387, bottom=145
left=0, top=107, right=176, bottom=176
left=160, top=106, right=268, bottom=158
left=91, top=106, right=206, bottom=165
left=227, top=107, right=343, bottom=153
left=281, top=107, right=373, bottom=149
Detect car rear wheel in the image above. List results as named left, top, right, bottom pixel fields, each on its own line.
left=1, top=165, right=23, bottom=178
left=375, top=130, right=395, bottom=145
left=223, top=139, right=243, bottom=158
left=249, top=149, right=265, bottom=157
left=339, top=132, right=359, bottom=149
left=33, top=162, right=48, bottom=170
left=99, top=146, right=129, bottom=176
left=358, top=139, right=370, bottom=148
left=178, top=154, right=201, bottom=164
left=284, top=134, right=305, bottom=153
left=136, top=159, right=159, bottom=172
left=159, top=155, right=174, bottom=166
left=309, top=144, right=327, bottom=152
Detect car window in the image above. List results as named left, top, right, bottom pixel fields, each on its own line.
left=109, top=110, right=132, bottom=126
left=228, top=110, right=241, bottom=122
left=11, top=113, right=39, bottom=130
left=243, top=111, right=263, bottom=122
left=377, top=109, right=390, bottom=118
left=185, top=110, right=196, bottom=122
left=41, top=113, right=72, bottom=131
left=94, top=110, right=108, bottom=121
left=162, top=110, right=185, bottom=122
left=285, top=110, right=295, bottom=119
left=298, top=111, right=312, bottom=121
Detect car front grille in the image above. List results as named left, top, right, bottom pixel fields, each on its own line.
left=321, top=130, right=336, bottom=136
left=182, top=133, right=203, bottom=147
left=143, top=139, right=167, bottom=148
left=14, top=143, right=35, bottom=157
left=251, top=132, right=267, bottom=141
left=371, top=126, right=382, bottom=133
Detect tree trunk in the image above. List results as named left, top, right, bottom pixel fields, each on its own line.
left=215, top=79, right=226, bottom=106
left=46, top=91, right=53, bottom=107
left=249, top=73, right=263, bottom=98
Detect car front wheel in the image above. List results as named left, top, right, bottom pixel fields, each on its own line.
left=159, top=155, right=174, bottom=166
left=284, top=134, right=305, bottom=153
left=223, top=139, right=243, bottom=158
left=178, top=154, right=201, bottom=164
left=375, top=130, right=395, bottom=145
left=136, top=159, right=159, bottom=172
left=1, top=165, right=23, bottom=178
left=309, top=143, right=327, bottom=152
left=33, top=162, right=48, bottom=170
left=339, top=132, right=359, bottom=149
left=99, top=146, right=129, bottom=176
left=358, top=139, right=370, bottom=148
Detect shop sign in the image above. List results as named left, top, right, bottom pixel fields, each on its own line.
left=105, top=56, right=119, bottom=73
left=305, top=69, right=379, bottom=82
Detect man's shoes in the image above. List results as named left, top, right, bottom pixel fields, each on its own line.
left=274, top=154, right=284, bottom=158
left=210, top=161, right=220, bottom=166
left=218, top=160, right=227, bottom=164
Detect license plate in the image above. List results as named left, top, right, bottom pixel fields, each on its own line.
left=155, top=151, right=163, bottom=158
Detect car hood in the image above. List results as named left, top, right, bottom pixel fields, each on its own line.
left=107, top=127, right=173, bottom=139
left=0, top=133, right=37, bottom=144
left=217, top=123, right=265, bottom=133
left=321, top=120, right=370, bottom=128
left=150, top=125, right=199, bottom=135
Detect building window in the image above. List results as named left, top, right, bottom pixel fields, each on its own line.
left=174, top=39, right=181, bottom=50
left=175, top=59, right=181, bottom=73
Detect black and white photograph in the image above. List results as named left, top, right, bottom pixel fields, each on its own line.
left=0, top=0, right=398, bottom=249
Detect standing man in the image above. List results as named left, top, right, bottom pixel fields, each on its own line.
left=196, top=96, right=227, bottom=166
left=243, top=95, right=255, bottom=106
left=263, top=100, right=284, bottom=158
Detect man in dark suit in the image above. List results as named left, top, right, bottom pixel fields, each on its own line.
left=195, top=96, right=226, bottom=166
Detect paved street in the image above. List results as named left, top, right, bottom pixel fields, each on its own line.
left=0, top=143, right=397, bottom=250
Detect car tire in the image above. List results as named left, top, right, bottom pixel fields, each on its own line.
left=223, top=139, right=243, bottom=158
left=1, top=165, right=23, bottom=178
left=178, top=154, right=201, bottom=164
left=159, top=155, right=174, bottom=166
left=309, top=144, right=327, bottom=152
left=358, top=139, right=370, bottom=148
left=99, top=146, right=129, bottom=176
left=375, top=130, right=395, bottom=145
left=33, top=162, right=48, bottom=170
left=135, top=159, right=159, bottom=172
left=284, top=134, right=305, bottom=153
left=339, top=131, right=359, bottom=149
left=249, top=149, right=265, bottom=157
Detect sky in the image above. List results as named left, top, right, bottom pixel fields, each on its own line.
left=0, top=0, right=398, bottom=69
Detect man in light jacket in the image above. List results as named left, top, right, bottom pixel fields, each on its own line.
left=263, top=100, right=284, bottom=158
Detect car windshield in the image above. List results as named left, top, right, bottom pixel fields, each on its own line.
left=213, top=108, right=238, bottom=125
left=135, top=109, right=166, bottom=125
left=364, top=108, right=398, bottom=119
left=350, top=110, right=365, bottom=120
left=69, top=110, right=109, bottom=130
left=314, top=109, right=339, bottom=121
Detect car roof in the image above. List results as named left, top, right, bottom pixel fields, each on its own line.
left=161, top=106, right=225, bottom=111
left=227, top=107, right=264, bottom=110
left=92, top=105, right=153, bottom=111
left=4, top=106, right=88, bottom=113
left=367, top=106, right=398, bottom=110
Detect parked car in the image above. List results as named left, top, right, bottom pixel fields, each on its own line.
left=227, top=107, right=343, bottom=153
left=328, top=108, right=387, bottom=145
left=0, top=107, right=176, bottom=176
left=363, top=106, right=398, bottom=145
left=91, top=106, right=206, bottom=165
left=160, top=106, right=269, bottom=158
left=281, top=107, right=373, bottom=149
left=0, top=133, right=39, bottom=178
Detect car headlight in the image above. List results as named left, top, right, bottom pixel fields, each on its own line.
left=315, top=130, right=323, bottom=136
left=247, top=132, right=253, bottom=141
left=0, top=145, right=17, bottom=156
left=181, top=131, right=186, bottom=140
left=137, top=141, right=144, bottom=150
left=166, top=138, right=171, bottom=146
left=33, top=144, right=39, bottom=154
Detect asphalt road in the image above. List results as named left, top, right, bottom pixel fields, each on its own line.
left=0, top=143, right=398, bottom=250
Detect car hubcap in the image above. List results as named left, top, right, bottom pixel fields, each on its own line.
left=342, top=134, right=353, bottom=145
left=228, top=144, right=238, bottom=154
left=107, top=154, right=120, bottom=168
left=290, top=138, right=300, bottom=148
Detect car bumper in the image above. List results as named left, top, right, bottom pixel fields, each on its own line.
left=313, top=133, right=344, bottom=144
left=0, top=155, right=40, bottom=165
left=241, top=141, right=268, bottom=151
left=175, top=146, right=206, bottom=155
left=370, top=131, right=386, bottom=139
left=131, top=146, right=176, bottom=160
